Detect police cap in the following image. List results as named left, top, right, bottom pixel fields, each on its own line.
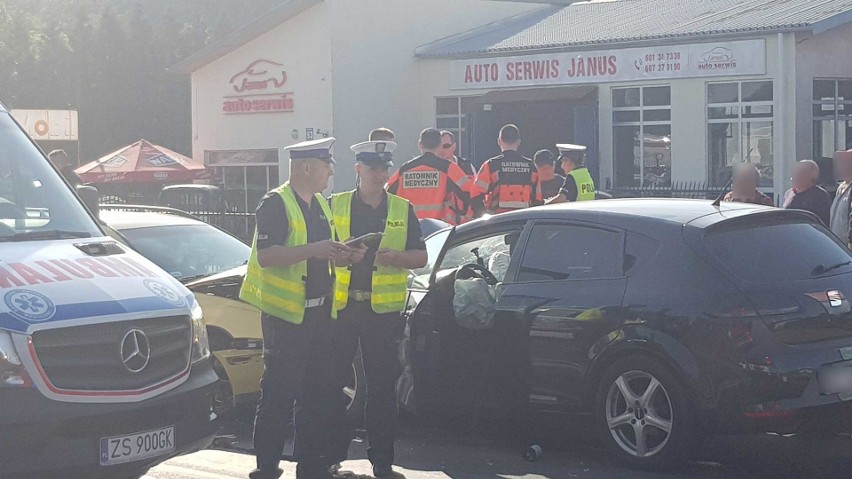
left=351, top=140, right=396, bottom=167
left=284, top=137, right=336, bottom=164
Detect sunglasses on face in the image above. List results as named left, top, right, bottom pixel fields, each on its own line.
left=442, top=143, right=454, bottom=149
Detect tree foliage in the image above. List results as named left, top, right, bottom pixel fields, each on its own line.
left=1, top=0, right=285, bottom=162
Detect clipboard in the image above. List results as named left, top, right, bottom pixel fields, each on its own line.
left=344, top=231, right=384, bottom=247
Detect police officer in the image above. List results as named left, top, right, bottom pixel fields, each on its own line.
left=329, top=139, right=427, bottom=478
left=472, top=124, right=539, bottom=216
left=387, top=128, right=472, bottom=225
left=546, top=144, right=596, bottom=203
left=241, top=138, right=349, bottom=479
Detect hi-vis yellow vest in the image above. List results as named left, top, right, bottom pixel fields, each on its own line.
left=567, top=167, right=596, bottom=201
left=330, top=191, right=409, bottom=313
left=239, top=183, right=337, bottom=324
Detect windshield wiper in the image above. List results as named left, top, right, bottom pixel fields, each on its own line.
left=0, top=230, right=92, bottom=242
left=811, top=261, right=852, bottom=277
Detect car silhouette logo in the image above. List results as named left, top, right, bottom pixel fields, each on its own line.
left=229, top=59, right=288, bottom=93
left=121, top=329, right=151, bottom=373
left=702, top=47, right=734, bottom=62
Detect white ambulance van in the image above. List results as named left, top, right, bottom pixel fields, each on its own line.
left=0, top=103, right=217, bottom=478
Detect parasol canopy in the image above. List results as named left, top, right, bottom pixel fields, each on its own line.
left=75, top=140, right=207, bottom=184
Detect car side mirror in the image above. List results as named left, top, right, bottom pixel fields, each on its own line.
left=76, top=184, right=100, bottom=219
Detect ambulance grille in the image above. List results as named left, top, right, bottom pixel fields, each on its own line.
left=30, top=316, right=192, bottom=391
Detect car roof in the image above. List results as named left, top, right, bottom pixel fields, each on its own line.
left=455, top=198, right=778, bottom=234
left=99, top=208, right=207, bottom=230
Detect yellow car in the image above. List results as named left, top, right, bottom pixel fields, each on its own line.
left=185, top=265, right=264, bottom=413
left=100, top=206, right=263, bottom=415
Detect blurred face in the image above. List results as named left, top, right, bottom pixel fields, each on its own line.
left=537, top=163, right=556, bottom=181
left=835, top=156, right=852, bottom=181
left=439, top=134, right=457, bottom=161
left=356, top=162, right=390, bottom=192
left=560, top=157, right=573, bottom=173
left=791, top=162, right=817, bottom=191
left=732, top=168, right=758, bottom=194
left=305, top=159, right=334, bottom=193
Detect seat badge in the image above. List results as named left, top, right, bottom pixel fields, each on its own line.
left=828, top=290, right=843, bottom=308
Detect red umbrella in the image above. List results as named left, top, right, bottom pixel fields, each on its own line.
left=75, top=140, right=208, bottom=184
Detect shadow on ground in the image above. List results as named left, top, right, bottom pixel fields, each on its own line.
left=213, top=408, right=852, bottom=479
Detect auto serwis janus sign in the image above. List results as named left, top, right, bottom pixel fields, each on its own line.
left=450, top=39, right=766, bottom=90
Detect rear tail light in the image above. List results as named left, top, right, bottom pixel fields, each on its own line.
left=712, top=293, right=801, bottom=318
left=0, top=332, right=32, bottom=388
left=712, top=293, right=804, bottom=347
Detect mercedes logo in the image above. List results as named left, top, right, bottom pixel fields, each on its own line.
left=120, top=329, right=151, bottom=373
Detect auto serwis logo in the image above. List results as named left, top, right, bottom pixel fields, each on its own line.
left=4, top=289, right=56, bottom=323
left=229, top=59, right=288, bottom=93
left=698, top=46, right=736, bottom=70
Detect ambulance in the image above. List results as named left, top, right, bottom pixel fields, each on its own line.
left=0, top=103, right=217, bottom=477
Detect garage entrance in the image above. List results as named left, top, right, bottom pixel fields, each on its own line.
left=462, top=86, right=598, bottom=181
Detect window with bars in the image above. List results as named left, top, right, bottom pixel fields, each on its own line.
left=813, top=79, right=852, bottom=161
left=707, top=81, right=774, bottom=188
left=612, top=86, right=672, bottom=188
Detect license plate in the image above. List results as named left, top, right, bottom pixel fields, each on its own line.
left=99, top=426, right=175, bottom=466
left=818, top=365, right=852, bottom=395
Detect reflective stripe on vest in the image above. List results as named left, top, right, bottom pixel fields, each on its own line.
left=330, top=191, right=409, bottom=313
left=497, top=200, right=530, bottom=209
left=239, top=183, right=337, bottom=324
left=567, top=167, right=596, bottom=201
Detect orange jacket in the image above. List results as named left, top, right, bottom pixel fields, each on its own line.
left=387, top=152, right=472, bottom=225
left=473, top=150, right=539, bottom=214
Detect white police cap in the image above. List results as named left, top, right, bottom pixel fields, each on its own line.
left=557, top=144, right=587, bottom=156
left=284, top=137, right=336, bottom=164
left=351, top=140, right=397, bottom=167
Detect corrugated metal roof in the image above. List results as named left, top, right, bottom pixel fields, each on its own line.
left=417, top=0, right=852, bottom=57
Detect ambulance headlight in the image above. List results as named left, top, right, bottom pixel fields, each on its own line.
left=0, top=331, right=31, bottom=388
left=190, top=301, right=210, bottom=363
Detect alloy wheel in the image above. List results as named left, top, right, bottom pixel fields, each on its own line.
left=605, top=370, right=673, bottom=458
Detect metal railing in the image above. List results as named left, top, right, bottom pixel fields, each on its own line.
left=605, top=181, right=729, bottom=200
left=99, top=199, right=256, bottom=242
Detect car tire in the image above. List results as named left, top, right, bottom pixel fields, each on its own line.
left=594, top=355, right=695, bottom=470
left=211, top=357, right=235, bottom=418
left=345, top=347, right=366, bottom=424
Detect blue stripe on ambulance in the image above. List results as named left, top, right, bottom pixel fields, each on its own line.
left=0, top=294, right=196, bottom=333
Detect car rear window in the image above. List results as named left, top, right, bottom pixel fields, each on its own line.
left=705, top=219, right=852, bottom=282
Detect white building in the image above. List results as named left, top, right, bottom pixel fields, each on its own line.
left=176, top=0, right=852, bottom=212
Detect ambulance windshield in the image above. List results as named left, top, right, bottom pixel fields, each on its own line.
left=0, top=112, right=102, bottom=240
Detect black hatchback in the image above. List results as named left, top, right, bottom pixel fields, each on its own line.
left=400, top=199, right=852, bottom=468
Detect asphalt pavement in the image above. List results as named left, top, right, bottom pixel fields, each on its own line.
left=145, top=410, right=852, bottom=479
